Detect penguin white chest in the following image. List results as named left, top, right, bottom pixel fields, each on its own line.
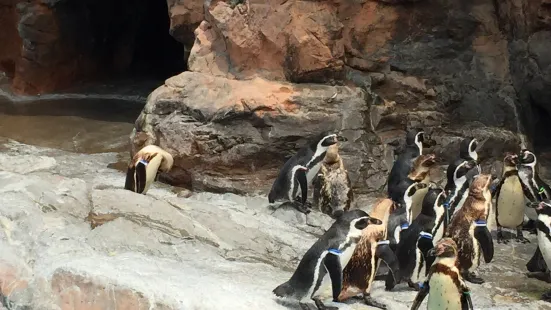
left=496, top=176, right=525, bottom=228
left=427, top=273, right=462, bottom=310
left=307, top=162, right=323, bottom=184
left=468, top=226, right=481, bottom=271
left=537, top=215, right=551, bottom=268
left=338, top=243, right=357, bottom=268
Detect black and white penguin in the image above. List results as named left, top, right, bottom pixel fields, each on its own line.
left=443, top=159, right=479, bottom=219
left=494, top=153, right=528, bottom=244
left=387, top=128, right=430, bottom=197
left=446, top=174, right=494, bottom=284
left=268, top=132, right=347, bottom=213
left=385, top=186, right=447, bottom=291
left=312, top=144, right=354, bottom=218
left=124, top=145, right=174, bottom=194
left=526, top=200, right=551, bottom=301
left=411, top=238, right=474, bottom=310
left=518, top=149, right=551, bottom=274
left=272, top=210, right=381, bottom=310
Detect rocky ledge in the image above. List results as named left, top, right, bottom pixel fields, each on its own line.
left=0, top=138, right=549, bottom=309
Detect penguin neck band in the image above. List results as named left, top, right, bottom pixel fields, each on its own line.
left=419, top=232, right=433, bottom=239
left=377, top=240, right=390, bottom=246
left=539, top=187, right=545, bottom=194
left=138, top=159, right=149, bottom=165
left=401, top=223, right=409, bottom=229
left=474, top=220, right=487, bottom=227
left=418, top=282, right=424, bottom=289
left=328, top=248, right=342, bottom=255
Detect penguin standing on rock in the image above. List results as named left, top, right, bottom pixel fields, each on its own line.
left=526, top=200, right=551, bottom=302
left=272, top=210, right=381, bottom=310
left=338, top=198, right=400, bottom=309
left=124, top=145, right=174, bottom=195
left=494, top=153, right=529, bottom=243
left=517, top=149, right=551, bottom=274
left=268, top=132, right=347, bottom=213
left=387, top=128, right=432, bottom=197
left=410, top=238, right=474, bottom=310
left=386, top=186, right=447, bottom=291
left=312, top=143, right=354, bottom=218
left=445, top=174, right=494, bottom=284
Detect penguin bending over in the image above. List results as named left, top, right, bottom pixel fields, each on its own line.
left=385, top=186, right=447, bottom=291
left=338, top=199, right=400, bottom=309
left=445, top=174, right=494, bottom=284
left=387, top=128, right=431, bottom=197
left=411, top=238, right=474, bottom=310
left=272, top=210, right=381, bottom=310
left=268, top=132, right=347, bottom=213
left=124, top=145, right=174, bottom=195
left=494, top=153, right=528, bottom=244
left=526, top=200, right=551, bottom=302
left=313, top=144, right=354, bottom=218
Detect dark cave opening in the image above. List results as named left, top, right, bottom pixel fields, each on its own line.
left=532, top=103, right=551, bottom=153
left=60, top=0, right=188, bottom=86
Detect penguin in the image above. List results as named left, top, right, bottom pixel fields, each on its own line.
left=312, top=144, right=354, bottom=218
left=517, top=149, right=551, bottom=274
left=445, top=174, right=494, bottom=284
left=389, top=154, right=436, bottom=224
left=124, top=145, right=174, bottom=195
left=385, top=186, right=447, bottom=291
left=443, top=159, right=479, bottom=218
left=493, top=153, right=529, bottom=244
left=445, top=138, right=481, bottom=188
left=410, top=238, right=474, bottom=310
left=338, top=199, right=400, bottom=309
left=526, top=200, right=551, bottom=302
left=387, top=128, right=430, bottom=197
left=272, top=210, right=381, bottom=310
left=268, top=132, right=347, bottom=213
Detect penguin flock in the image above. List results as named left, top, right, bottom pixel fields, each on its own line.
left=123, top=131, right=550, bottom=310
left=267, top=129, right=551, bottom=310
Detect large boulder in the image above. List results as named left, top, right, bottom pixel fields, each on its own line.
left=130, top=71, right=520, bottom=196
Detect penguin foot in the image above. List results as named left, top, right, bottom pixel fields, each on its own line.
left=299, top=302, right=316, bottom=310
left=526, top=272, right=551, bottom=283
left=541, top=291, right=551, bottom=302
left=464, top=272, right=485, bottom=284
left=516, top=229, right=530, bottom=244
left=363, top=295, right=387, bottom=309
left=407, top=280, right=421, bottom=291
left=312, top=297, right=338, bottom=310
left=291, top=201, right=311, bottom=214
left=496, top=231, right=508, bottom=244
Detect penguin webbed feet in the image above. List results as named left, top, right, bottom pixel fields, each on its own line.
left=526, top=271, right=551, bottom=283
left=362, top=294, right=387, bottom=310
left=463, top=272, right=485, bottom=284
left=515, top=228, right=530, bottom=244
left=496, top=228, right=509, bottom=244
left=309, top=297, right=338, bottom=310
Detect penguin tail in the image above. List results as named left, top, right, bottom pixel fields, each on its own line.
left=273, top=281, right=294, bottom=297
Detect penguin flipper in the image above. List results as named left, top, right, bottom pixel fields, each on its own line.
left=410, top=281, right=429, bottom=310
left=375, top=241, right=400, bottom=284
left=135, top=161, right=148, bottom=194
left=297, top=169, right=308, bottom=206
left=474, top=221, right=494, bottom=263
left=124, top=166, right=136, bottom=191
left=324, top=251, right=342, bottom=301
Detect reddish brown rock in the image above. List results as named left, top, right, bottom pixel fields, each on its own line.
left=0, top=0, right=21, bottom=79
left=167, top=0, right=205, bottom=46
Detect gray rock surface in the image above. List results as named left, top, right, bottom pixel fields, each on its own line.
left=0, top=138, right=550, bottom=309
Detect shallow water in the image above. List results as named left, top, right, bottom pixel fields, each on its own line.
left=0, top=96, right=142, bottom=154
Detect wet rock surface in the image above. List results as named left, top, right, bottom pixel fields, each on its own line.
left=0, top=138, right=550, bottom=309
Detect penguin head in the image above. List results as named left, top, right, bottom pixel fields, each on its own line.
left=453, top=159, right=478, bottom=182
left=337, top=210, right=382, bottom=239
left=316, top=132, right=347, bottom=149
left=459, top=137, right=478, bottom=161
left=420, top=187, right=445, bottom=216
left=503, top=152, right=518, bottom=167
left=418, top=153, right=437, bottom=168
left=405, top=128, right=425, bottom=151
left=428, top=238, right=458, bottom=258
left=519, top=149, right=537, bottom=167
left=468, top=173, right=492, bottom=198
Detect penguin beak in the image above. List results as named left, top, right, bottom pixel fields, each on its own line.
left=336, top=135, right=347, bottom=142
